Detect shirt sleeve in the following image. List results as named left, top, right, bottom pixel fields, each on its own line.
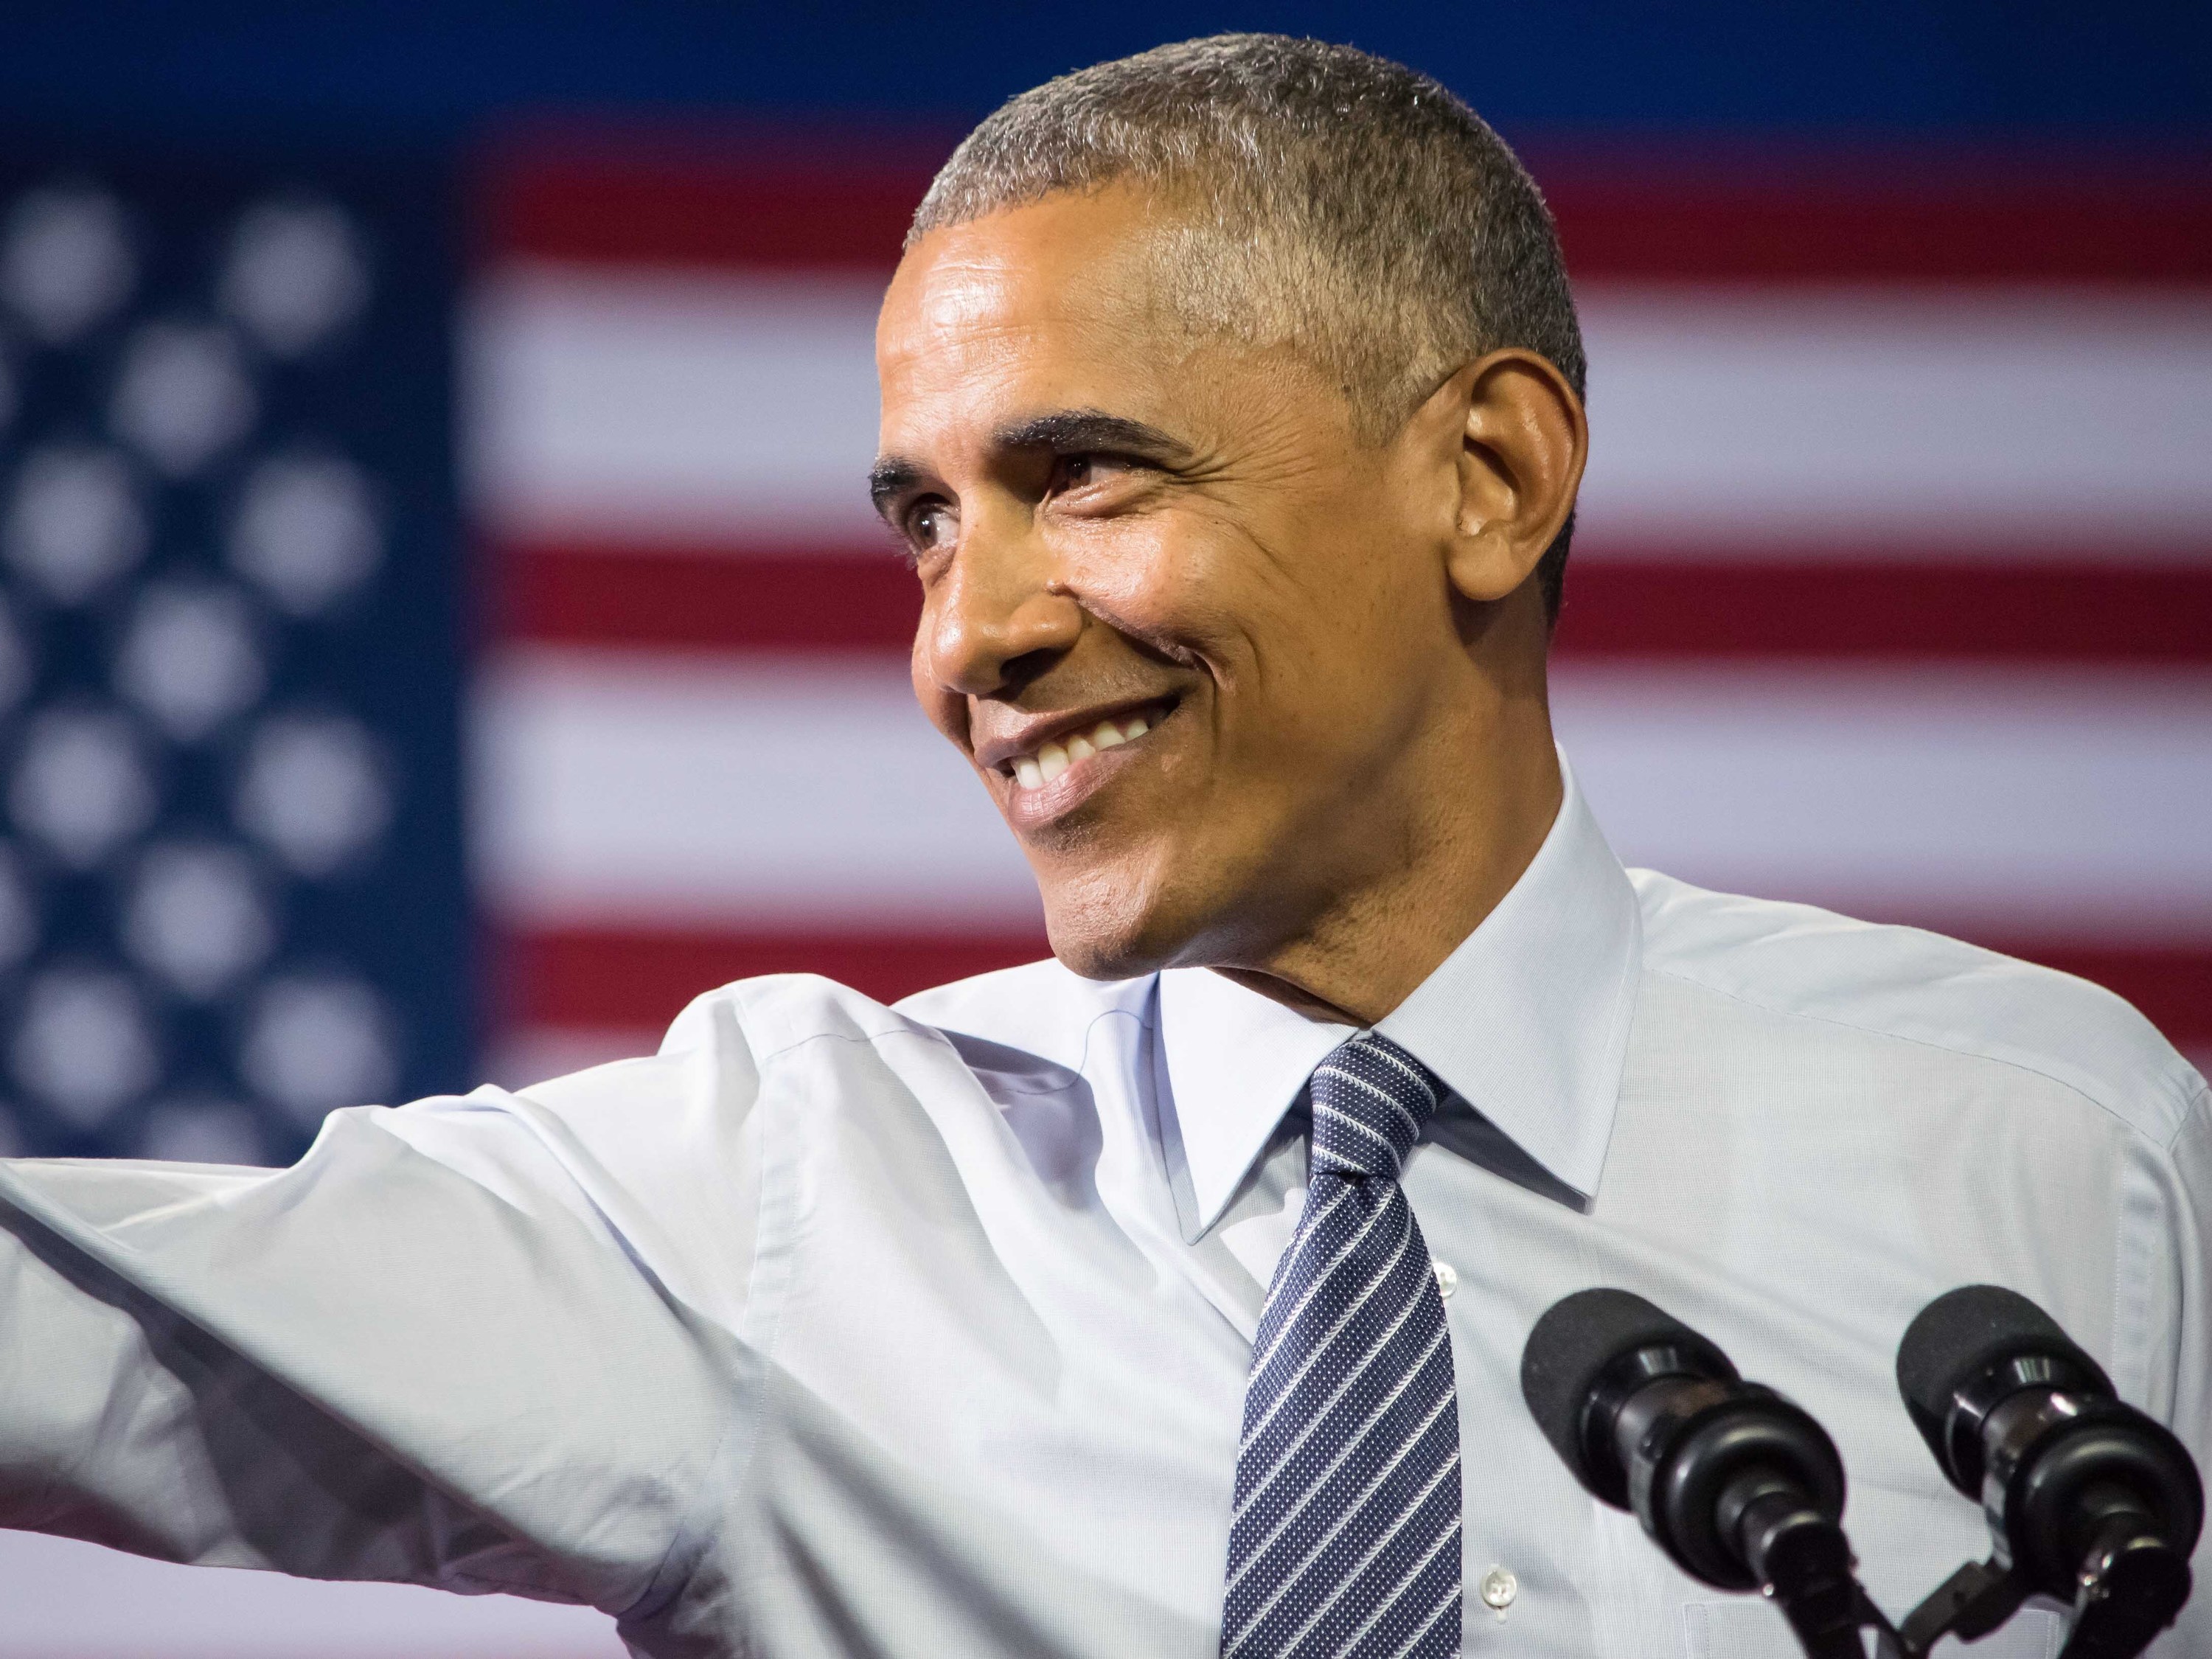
left=0, top=1045, right=757, bottom=1617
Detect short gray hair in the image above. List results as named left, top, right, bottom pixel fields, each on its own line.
left=911, top=33, right=1587, bottom=622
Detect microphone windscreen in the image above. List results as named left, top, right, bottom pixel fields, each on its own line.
left=1895, top=1284, right=2112, bottom=1475
left=1519, top=1287, right=1735, bottom=1496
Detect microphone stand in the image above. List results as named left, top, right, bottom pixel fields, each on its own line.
left=1757, top=1556, right=1985, bottom=1659
left=1890, top=1557, right=2030, bottom=1658
left=1727, top=1484, right=1894, bottom=1658
left=1778, top=1549, right=2170, bottom=1659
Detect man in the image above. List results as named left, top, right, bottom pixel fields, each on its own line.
left=0, top=33, right=2203, bottom=1659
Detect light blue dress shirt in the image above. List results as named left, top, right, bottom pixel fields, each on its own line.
left=0, top=762, right=2202, bottom=1659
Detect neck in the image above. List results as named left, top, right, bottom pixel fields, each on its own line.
left=1214, top=700, right=1564, bottom=1028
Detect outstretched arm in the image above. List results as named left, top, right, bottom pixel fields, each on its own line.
left=0, top=1067, right=750, bottom=1616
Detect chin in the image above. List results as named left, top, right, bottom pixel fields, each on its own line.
left=1041, top=900, right=1176, bottom=982
left=1035, top=855, right=1199, bottom=982
left=1032, top=823, right=1311, bottom=982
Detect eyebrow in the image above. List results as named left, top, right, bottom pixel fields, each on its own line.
left=868, top=408, right=1192, bottom=524
left=991, top=408, right=1191, bottom=461
left=868, top=457, right=925, bottom=521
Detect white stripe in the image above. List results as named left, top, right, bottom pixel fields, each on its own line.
left=1361, top=1043, right=1439, bottom=1111
left=1554, top=664, right=2212, bottom=939
left=1223, top=1366, right=1455, bottom=1604
left=1292, top=1491, right=1462, bottom=1658
left=481, top=652, right=2212, bottom=940
left=1575, top=287, right=2212, bottom=553
left=1235, top=1312, right=1445, bottom=1528
left=1248, top=1203, right=1416, bottom=1460
left=1242, top=1187, right=1384, bottom=1383
left=470, top=268, right=2212, bottom=555
left=466, top=262, right=886, bottom=547
left=1312, top=1100, right=1408, bottom=1171
left=1316, top=1063, right=1423, bottom=1139
left=474, top=647, right=1040, bottom=928
left=1223, top=1394, right=1459, bottom=1643
left=1387, top=1573, right=1464, bottom=1659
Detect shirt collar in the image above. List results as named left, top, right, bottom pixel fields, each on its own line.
left=1155, top=755, right=1642, bottom=1237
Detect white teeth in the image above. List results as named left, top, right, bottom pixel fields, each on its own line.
left=1009, top=710, right=1161, bottom=787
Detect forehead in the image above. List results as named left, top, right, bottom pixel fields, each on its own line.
left=875, top=189, right=1205, bottom=451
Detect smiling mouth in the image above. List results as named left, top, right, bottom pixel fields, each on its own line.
left=1000, top=700, right=1174, bottom=791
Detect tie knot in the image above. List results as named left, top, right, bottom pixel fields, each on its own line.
left=1307, top=1034, right=1441, bottom=1180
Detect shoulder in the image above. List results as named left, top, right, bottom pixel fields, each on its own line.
left=636, top=956, right=1146, bottom=1077
left=896, top=956, right=1152, bottom=1072
left=1630, top=868, right=2208, bottom=1151
left=656, top=970, right=933, bottom=1063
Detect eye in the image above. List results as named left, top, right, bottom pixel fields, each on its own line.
left=902, top=498, right=958, bottom=557
left=1048, top=452, right=1138, bottom=495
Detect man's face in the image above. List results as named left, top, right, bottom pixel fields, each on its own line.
left=875, top=187, right=1476, bottom=979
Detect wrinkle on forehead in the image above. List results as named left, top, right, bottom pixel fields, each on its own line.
left=882, top=189, right=1220, bottom=374
left=875, top=187, right=1371, bottom=485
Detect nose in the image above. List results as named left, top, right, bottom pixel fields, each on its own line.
left=916, top=509, right=1083, bottom=699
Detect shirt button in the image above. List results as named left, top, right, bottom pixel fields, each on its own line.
left=1432, top=1259, right=1458, bottom=1299
left=1479, top=1565, right=1517, bottom=1610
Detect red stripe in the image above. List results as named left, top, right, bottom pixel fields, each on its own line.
left=504, top=927, right=1051, bottom=1028
left=495, top=544, right=919, bottom=652
left=1552, top=559, right=2212, bottom=662
left=483, top=139, right=2212, bottom=283
left=497, top=542, right=2212, bottom=664
left=503, top=925, right=2212, bottom=1050
left=1544, top=170, right=2212, bottom=285
left=481, top=133, right=941, bottom=272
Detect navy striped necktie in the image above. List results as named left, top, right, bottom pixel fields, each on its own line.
left=1220, top=1033, right=1463, bottom=1658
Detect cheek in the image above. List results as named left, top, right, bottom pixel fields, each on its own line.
left=1187, top=555, right=1425, bottom=773
left=1055, top=512, right=1280, bottom=679
left=1056, top=515, right=1188, bottom=630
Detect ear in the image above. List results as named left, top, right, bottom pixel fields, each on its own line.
left=1422, top=349, right=1587, bottom=607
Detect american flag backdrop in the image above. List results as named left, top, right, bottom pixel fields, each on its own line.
left=0, top=145, right=469, bottom=1168
left=0, top=119, right=2209, bottom=1658
left=470, top=133, right=2212, bottom=1090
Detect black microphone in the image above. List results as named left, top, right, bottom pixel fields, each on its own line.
left=1896, top=1285, right=2202, bottom=1658
left=1521, top=1288, right=1868, bottom=1658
